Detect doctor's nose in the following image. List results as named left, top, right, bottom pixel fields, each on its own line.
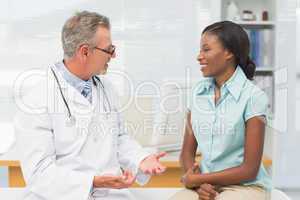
left=111, top=51, right=116, bottom=58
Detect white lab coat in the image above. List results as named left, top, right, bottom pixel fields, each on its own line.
left=14, top=65, right=151, bottom=200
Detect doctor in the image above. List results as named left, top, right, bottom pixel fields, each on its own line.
left=14, top=11, right=166, bottom=200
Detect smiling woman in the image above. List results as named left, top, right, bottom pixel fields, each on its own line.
left=170, top=21, right=272, bottom=200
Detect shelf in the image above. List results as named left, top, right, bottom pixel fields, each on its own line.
left=233, top=21, right=275, bottom=27
left=256, top=67, right=274, bottom=73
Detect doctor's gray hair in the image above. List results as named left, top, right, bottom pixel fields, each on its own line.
left=61, top=11, right=110, bottom=59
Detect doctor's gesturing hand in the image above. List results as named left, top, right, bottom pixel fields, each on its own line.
left=139, top=152, right=167, bottom=175
left=93, top=170, right=136, bottom=189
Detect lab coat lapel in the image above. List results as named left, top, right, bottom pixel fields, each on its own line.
left=91, top=77, right=111, bottom=114
left=92, top=82, right=98, bottom=109
left=49, top=65, right=91, bottom=107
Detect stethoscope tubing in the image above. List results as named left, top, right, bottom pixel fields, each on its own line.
left=50, top=66, right=112, bottom=124
left=50, top=67, right=72, bottom=118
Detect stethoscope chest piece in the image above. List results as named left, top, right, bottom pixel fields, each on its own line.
left=65, top=115, right=76, bottom=127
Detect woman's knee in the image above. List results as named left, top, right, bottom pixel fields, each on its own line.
left=215, top=185, right=268, bottom=200
left=168, top=189, right=199, bottom=200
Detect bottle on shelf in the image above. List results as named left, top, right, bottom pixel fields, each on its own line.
left=226, top=1, right=240, bottom=21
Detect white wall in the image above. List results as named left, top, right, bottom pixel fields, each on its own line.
left=0, top=0, right=216, bottom=122
left=4, top=1, right=299, bottom=194
left=272, top=0, right=300, bottom=190
left=0, top=0, right=280, bottom=158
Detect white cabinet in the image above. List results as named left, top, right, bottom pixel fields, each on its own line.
left=272, top=0, right=300, bottom=189
left=220, top=0, right=276, bottom=109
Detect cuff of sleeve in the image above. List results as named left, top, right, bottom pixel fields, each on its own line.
left=244, top=113, right=267, bottom=122
left=84, top=172, right=96, bottom=200
left=135, top=168, right=151, bottom=186
left=132, top=151, right=152, bottom=185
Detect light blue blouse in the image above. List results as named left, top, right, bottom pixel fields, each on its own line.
left=189, top=66, right=272, bottom=190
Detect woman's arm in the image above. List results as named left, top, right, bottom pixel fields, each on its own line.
left=183, top=116, right=265, bottom=187
left=180, top=111, right=198, bottom=173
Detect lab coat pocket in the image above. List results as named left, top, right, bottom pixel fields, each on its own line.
left=52, top=114, right=87, bottom=154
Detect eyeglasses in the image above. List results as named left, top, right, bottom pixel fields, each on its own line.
left=94, top=45, right=115, bottom=56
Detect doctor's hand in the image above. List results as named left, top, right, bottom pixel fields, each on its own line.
left=93, top=170, right=136, bottom=189
left=139, top=152, right=167, bottom=175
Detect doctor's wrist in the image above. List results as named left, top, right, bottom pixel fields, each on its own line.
left=93, top=176, right=105, bottom=188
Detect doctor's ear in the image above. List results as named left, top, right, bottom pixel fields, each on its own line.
left=78, top=44, right=90, bottom=57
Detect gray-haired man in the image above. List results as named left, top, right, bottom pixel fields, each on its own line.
left=15, top=11, right=166, bottom=200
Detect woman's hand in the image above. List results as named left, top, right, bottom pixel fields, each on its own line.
left=93, top=170, right=136, bottom=189
left=181, top=163, right=200, bottom=188
left=195, top=183, right=219, bottom=200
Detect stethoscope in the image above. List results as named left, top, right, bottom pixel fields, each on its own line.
left=50, top=67, right=112, bottom=127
